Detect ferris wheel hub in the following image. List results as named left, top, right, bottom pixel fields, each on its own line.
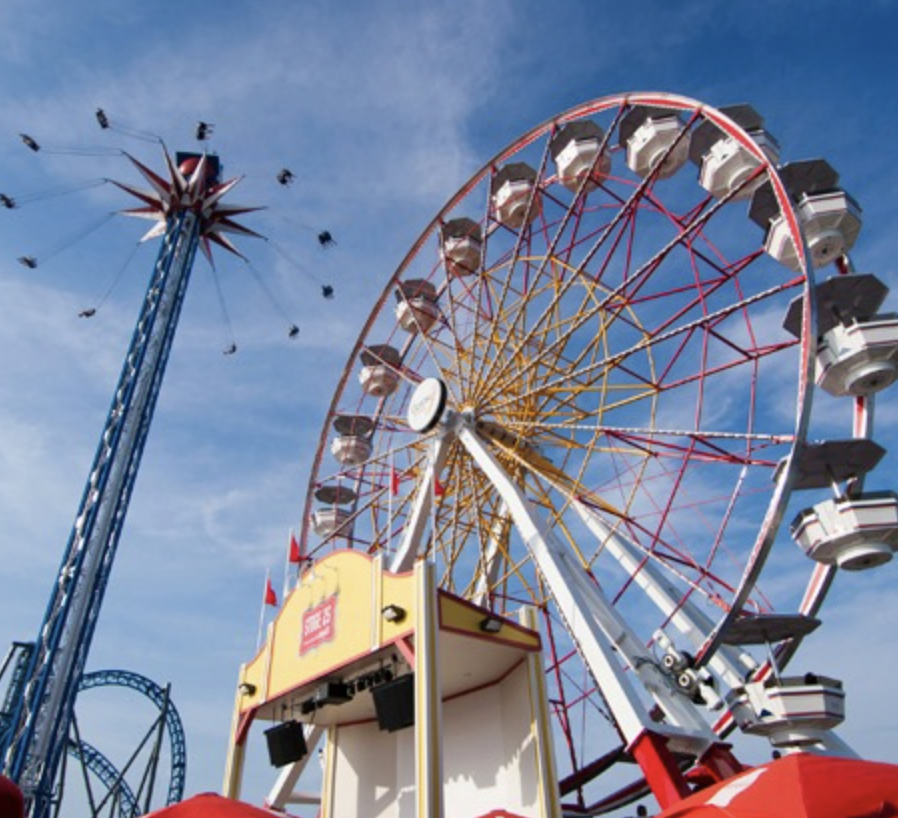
left=407, top=378, right=448, bottom=433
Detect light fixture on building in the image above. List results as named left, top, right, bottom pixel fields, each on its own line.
left=479, top=616, right=503, bottom=634
left=381, top=604, right=407, bottom=623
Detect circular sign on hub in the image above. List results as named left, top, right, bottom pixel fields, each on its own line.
left=407, top=378, right=448, bottom=433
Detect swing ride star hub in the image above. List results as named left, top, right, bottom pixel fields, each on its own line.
left=0, top=149, right=260, bottom=818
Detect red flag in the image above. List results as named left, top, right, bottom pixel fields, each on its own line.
left=390, top=467, right=400, bottom=496
left=264, top=577, right=278, bottom=607
left=288, top=532, right=302, bottom=564
left=434, top=476, right=445, bottom=497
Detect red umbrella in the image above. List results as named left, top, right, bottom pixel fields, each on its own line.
left=142, top=793, right=285, bottom=818
left=660, top=754, right=898, bottom=818
left=0, top=774, right=24, bottom=818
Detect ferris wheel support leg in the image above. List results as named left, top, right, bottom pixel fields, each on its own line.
left=629, top=731, right=692, bottom=809
left=472, top=501, right=512, bottom=607
left=389, top=437, right=450, bottom=573
left=265, top=725, right=324, bottom=811
left=695, top=744, right=744, bottom=783
left=454, top=423, right=715, bottom=765
left=572, top=501, right=756, bottom=690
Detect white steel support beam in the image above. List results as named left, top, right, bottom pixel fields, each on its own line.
left=455, top=421, right=716, bottom=753
left=472, top=501, right=512, bottom=607
left=265, top=725, right=325, bottom=811
left=389, top=436, right=450, bottom=573
left=571, top=500, right=757, bottom=690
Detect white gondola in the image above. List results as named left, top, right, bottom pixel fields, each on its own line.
left=330, top=415, right=375, bottom=467
left=395, top=279, right=439, bottom=335
left=620, top=105, right=690, bottom=180
left=440, top=218, right=482, bottom=278
left=817, top=315, right=898, bottom=396
left=330, top=435, right=372, bottom=467
left=359, top=344, right=401, bottom=398
left=689, top=104, right=779, bottom=200
left=491, top=163, right=541, bottom=229
left=782, top=440, right=898, bottom=570
left=549, top=120, right=611, bottom=193
left=750, top=160, right=862, bottom=272
left=726, top=675, right=846, bottom=747
left=698, top=132, right=779, bottom=200
left=765, top=190, right=863, bottom=271
left=782, top=275, right=898, bottom=397
left=720, top=615, right=845, bottom=749
left=791, top=492, right=898, bottom=570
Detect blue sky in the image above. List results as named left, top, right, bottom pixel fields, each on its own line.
left=1, top=0, right=898, bottom=812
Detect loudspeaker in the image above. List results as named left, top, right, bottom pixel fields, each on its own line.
left=372, top=673, right=415, bottom=733
left=265, top=720, right=308, bottom=767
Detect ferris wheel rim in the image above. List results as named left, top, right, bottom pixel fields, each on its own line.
left=297, top=90, right=821, bottom=796
left=299, top=88, right=815, bottom=589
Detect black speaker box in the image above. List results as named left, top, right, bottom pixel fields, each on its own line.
left=265, top=720, right=308, bottom=767
left=372, top=673, right=415, bottom=733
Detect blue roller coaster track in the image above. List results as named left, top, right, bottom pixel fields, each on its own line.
left=75, top=669, right=187, bottom=812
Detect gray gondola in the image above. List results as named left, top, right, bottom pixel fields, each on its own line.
left=549, top=120, right=611, bottom=193
left=359, top=344, right=401, bottom=398
left=490, top=162, right=541, bottom=229
left=749, top=160, right=862, bottom=271
left=330, top=415, right=375, bottom=467
left=311, top=485, right=358, bottom=539
left=783, top=274, right=898, bottom=397
left=440, top=218, right=482, bottom=278
left=395, top=279, right=439, bottom=335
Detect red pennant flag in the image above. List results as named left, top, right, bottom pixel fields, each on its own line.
left=288, top=532, right=302, bottom=564
left=434, top=476, right=445, bottom=497
left=264, top=577, right=278, bottom=607
left=390, top=467, right=400, bottom=496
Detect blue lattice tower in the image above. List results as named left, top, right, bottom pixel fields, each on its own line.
left=0, top=150, right=259, bottom=818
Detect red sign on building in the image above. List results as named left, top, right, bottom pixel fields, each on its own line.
left=300, top=595, right=338, bottom=655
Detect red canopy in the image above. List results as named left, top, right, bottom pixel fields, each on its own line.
left=142, top=793, right=283, bottom=818
left=660, top=754, right=898, bottom=818
left=0, top=774, right=24, bottom=818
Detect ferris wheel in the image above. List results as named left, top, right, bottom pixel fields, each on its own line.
left=296, top=92, right=898, bottom=811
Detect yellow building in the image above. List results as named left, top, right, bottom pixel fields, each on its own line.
left=224, top=550, right=560, bottom=818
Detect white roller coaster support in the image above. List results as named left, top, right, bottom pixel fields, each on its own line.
left=570, top=500, right=757, bottom=690
left=389, top=436, right=450, bottom=573
left=454, top=418, right=717, bottom=753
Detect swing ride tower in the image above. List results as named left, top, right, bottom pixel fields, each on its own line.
left=0, top=149, right=259, bottom=818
